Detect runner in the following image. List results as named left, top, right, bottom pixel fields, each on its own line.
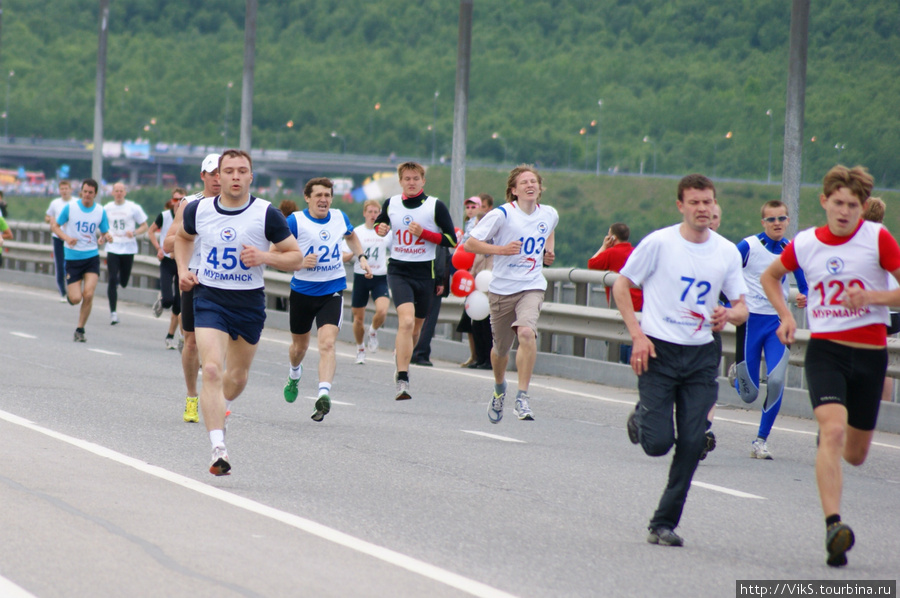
left=174, top=149, right=301, bottom=475
left=761, top=165, right=900, bottom=567
left=465, top=165, right=559, bottom=422
left=103, top=181, right=149, bottom=325
left=49, top=179, right=113, bottom=342
left=731, top=200, right=807, bottom=459
left=163, top=153, right=221, bottom=422
left=283, top=177, right=372, bottom=421
left=614, top=173, right=748, bottom=547
left=374, top=162, right=457, bottom=400
left=45, top=180, right=75, bottom=301
left=344, top=199, right=391, bottom=365
left=148, top=188, right=186, bottom=349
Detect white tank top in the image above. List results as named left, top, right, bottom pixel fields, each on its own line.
left=62, top=201, right=105, bottom=254
left=158, top=209, right=175, bottom=258
left=793, top=221, right=890, bottom=333
left=194, top=197, right=272, bottom=291
left=349, top=224, right=391, bottom=276
left=386, top=195, right=438, bottom=262
left=291, top=209, right=352, bottom=283
left=742, top=235, right=788, bottom=315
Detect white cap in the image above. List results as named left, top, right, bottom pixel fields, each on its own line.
left=201, top=153, right=221, bottom=173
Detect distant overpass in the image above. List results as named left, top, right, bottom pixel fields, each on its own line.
left=0, top=137, right=420, bottom=186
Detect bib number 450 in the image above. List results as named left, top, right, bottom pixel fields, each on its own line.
left=206, top=247, right=250, bottom=270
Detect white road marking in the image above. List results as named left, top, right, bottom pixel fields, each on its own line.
left=9, top=332, right=37, bottom=339
left=461, top=430, right=525, bottom=443
left=87, top=349, right=121, bottom=356
left=0, top=576, right=37, bottom=598
left=0, top=409, right=518, bottom=598
left=304, top=396, right=354, bottom=406
left=691, top=480, right=766, bottom=499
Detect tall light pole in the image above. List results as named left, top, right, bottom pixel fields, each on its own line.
left=431, top=90, right=439, bottom=165
left=222, top=80, right=234, bottom=148
left=595, top=99, right=603, bottom=175
left=331, top=130, right=346, bottom=153
left=643, top=136, right=657, bottom=174
left=766, top=108, right=774, bottom=183
left=2, top=69, right=12, bottom=139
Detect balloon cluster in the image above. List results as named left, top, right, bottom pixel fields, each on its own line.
left=450, top=246, right=492, bottom=320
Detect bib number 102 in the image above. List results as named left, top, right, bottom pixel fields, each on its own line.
left=206, top=247, right=250, bottom=270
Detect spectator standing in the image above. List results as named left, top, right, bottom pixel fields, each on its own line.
left=587, top=222, right=643, bottom=363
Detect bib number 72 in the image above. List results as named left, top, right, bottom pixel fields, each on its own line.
left=680, top=276, right=712, bottom=304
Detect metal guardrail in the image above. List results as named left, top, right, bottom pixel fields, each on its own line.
left=4, top=220, right=900, bottom=381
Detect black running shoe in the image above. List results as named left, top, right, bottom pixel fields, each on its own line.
left=699, top=430, right=717, bottom=460
left=627, top=404, right=640, bottom=444
left=826, top=522, right=854, bottom=567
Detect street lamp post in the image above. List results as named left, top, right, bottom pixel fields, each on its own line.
left=643, top=136, right=657, bottom=174
left=431, top=90, right=439, bottom=165
left=222, top=81, right=234, bottom=148
left=595, top=99, right=602, bottom=175
left=491, top=132, right=507, bottom=164
left=4, top=70, right=14, bottom=140
left=766, top=109, right=774, bottom=183
left=331, top=131, right=346, bottom=154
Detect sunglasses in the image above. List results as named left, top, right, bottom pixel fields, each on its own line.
left=763, top=216, right=788, bottom=223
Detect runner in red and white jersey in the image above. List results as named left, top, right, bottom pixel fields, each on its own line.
left=761, top=164, right=900, bottom=568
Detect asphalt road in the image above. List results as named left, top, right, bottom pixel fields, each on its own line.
left=1, top=281, right=898, bottom=598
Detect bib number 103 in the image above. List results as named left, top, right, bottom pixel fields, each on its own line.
left=206, top=247, right=250, bottom=270
left=517, top=236, right=546, bottom=255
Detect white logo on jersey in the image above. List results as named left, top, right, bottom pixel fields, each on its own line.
left=537, top=222, right=549, bottom=234
left=319, top=229, right=332, bottom=242
left=402, top=214, right=413, bottom=226
left=220, top=227, right=237, bottom=243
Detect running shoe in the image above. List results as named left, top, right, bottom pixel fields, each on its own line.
left=165, top=336, right=178, bottom=350
left=647, top=527, right=684, bottom=547
left=356, top=348, right=366, bottom=364
left=152, top=294, right=164, bottom=318
left=395, top=377, right=411, bottom=401
left=110, top=312, right=119, bottom=325
left=750, top=438, right=773, bottom=460
left=626, top=404, right=640, bottom=444
left=488, top=388, right=505, bottom=424
left=284, top=377, right=300, bottom=403
left=73, top=329, right=86, bottom=343
left=699, top=430, right=717, bottom=460
left=366, top=328, right=379, bottom=353
left=209, top=446, right=231, bottom=476
left=183, top=396, right=199, bottom=423
left=177, top=334, right=184, bottom=353
left=311, top=394, right=331, bottom=422
left=514, top=395, right=534, bottom=420
left=826, top=522, right=854, bottom=567
left=60, top=296, right=69, bottom=303
left=727, top=362, right=737, bottom=387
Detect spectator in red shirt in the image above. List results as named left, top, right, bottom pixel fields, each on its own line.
left=588, top=222, right=643, bottom=311
left=588, top=223, right=643, bottom=364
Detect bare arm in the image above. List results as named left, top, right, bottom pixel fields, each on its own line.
left=50, top=219, right=75, bottom=247
left=464, top=236, right=522, bottom=256
left=344, top=232, right=372, bottom=278
left=543, top=231, right=555, bottom=266
left=761, top=259, right=796, bottom=345
left=612, top=274, right=654, bottom=375
left=240, top=236, right=304, bottom=272
left=132, top=221, right=149, bottom=237
left=163, top=200, right=187, bottom=255
left=174, top=227, right=199, bottom=291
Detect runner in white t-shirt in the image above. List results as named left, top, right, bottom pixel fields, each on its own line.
left=45, top=180, right=75, bottom=300
left=103, top=181, right=149, bottom=325
left=613, top=173, right=748, bottom=549
left=466, top=165, right=559, bottom=423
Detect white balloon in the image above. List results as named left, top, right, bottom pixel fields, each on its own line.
left=465, top=290, right=491, bottom=321
left=474, top=270, right=493, bottom=293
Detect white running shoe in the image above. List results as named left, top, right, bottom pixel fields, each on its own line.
left=750, top=438, right=773, bottom=460
left=514, top=395, right=535, bottom=420
left=366, top=327, right=379, bottom=353
left=110, top=312, right=119, bottom=325
left=165, top=336, right=178, bottom=350
left=209, top=445, right=231, bottom=476
left=356, top=348, right=366, bottom=364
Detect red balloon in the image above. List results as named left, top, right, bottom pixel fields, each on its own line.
left=452, top=245, right=476, bottom=270
left=450, top=270, right=476, bottom=297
